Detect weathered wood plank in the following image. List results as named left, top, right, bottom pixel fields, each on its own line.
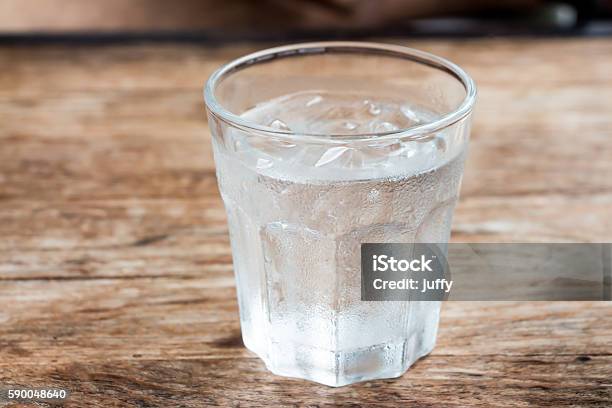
left=1, top=354, right=611, bottom=407
left=2, top=276, right=611, bottom=363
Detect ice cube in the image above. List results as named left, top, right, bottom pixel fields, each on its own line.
left=269, top=119, right=291, bottom=131
left=256, top=158, right=274, bottom=169
left=372, top=121, right=398, bottom=133
left=400, top=104, right=421, bottom=124
left=306, top=95, right=323, bottom=107
left=315, top=146, right=351, bottom=167
left=364, top=100, right=381, bottom=115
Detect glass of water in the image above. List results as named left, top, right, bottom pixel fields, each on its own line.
left=204, top=42, right=476, bottom=387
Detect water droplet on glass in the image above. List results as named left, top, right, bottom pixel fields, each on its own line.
left=367, top=189, right=380, bottom=202
left=269, top=119, right=290, bottom=131
left=434, top=136, right=447, bottom=152
left=387, top=142, right=406, bottom=156
left=305, top=95, right=323, bottom=107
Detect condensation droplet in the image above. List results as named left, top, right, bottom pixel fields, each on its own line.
left=367, top=189, right=380, bottom=202
left=434, top=136, right=447, bottom=152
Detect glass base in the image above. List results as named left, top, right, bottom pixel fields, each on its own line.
left=245, top=335, right=436, bottom=387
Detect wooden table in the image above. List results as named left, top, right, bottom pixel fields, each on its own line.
left=1, top=38, right=611, bottom=407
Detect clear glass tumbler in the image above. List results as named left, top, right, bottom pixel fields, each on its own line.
left=204, top=42, right=476, bottom=386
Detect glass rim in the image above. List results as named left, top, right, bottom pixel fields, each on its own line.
left=204, top=41, right=477, bottom=143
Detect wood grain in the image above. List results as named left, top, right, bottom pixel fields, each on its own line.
left=1, top=38, right=612, bottom=407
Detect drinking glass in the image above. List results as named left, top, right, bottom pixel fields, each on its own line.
left=204, top=42, right=476, bottom=386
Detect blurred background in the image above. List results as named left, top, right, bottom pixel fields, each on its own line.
left=0, top=0, right=611, bottom=40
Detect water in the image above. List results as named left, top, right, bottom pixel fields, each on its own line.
left=212, top=91, right=467, bottom=386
